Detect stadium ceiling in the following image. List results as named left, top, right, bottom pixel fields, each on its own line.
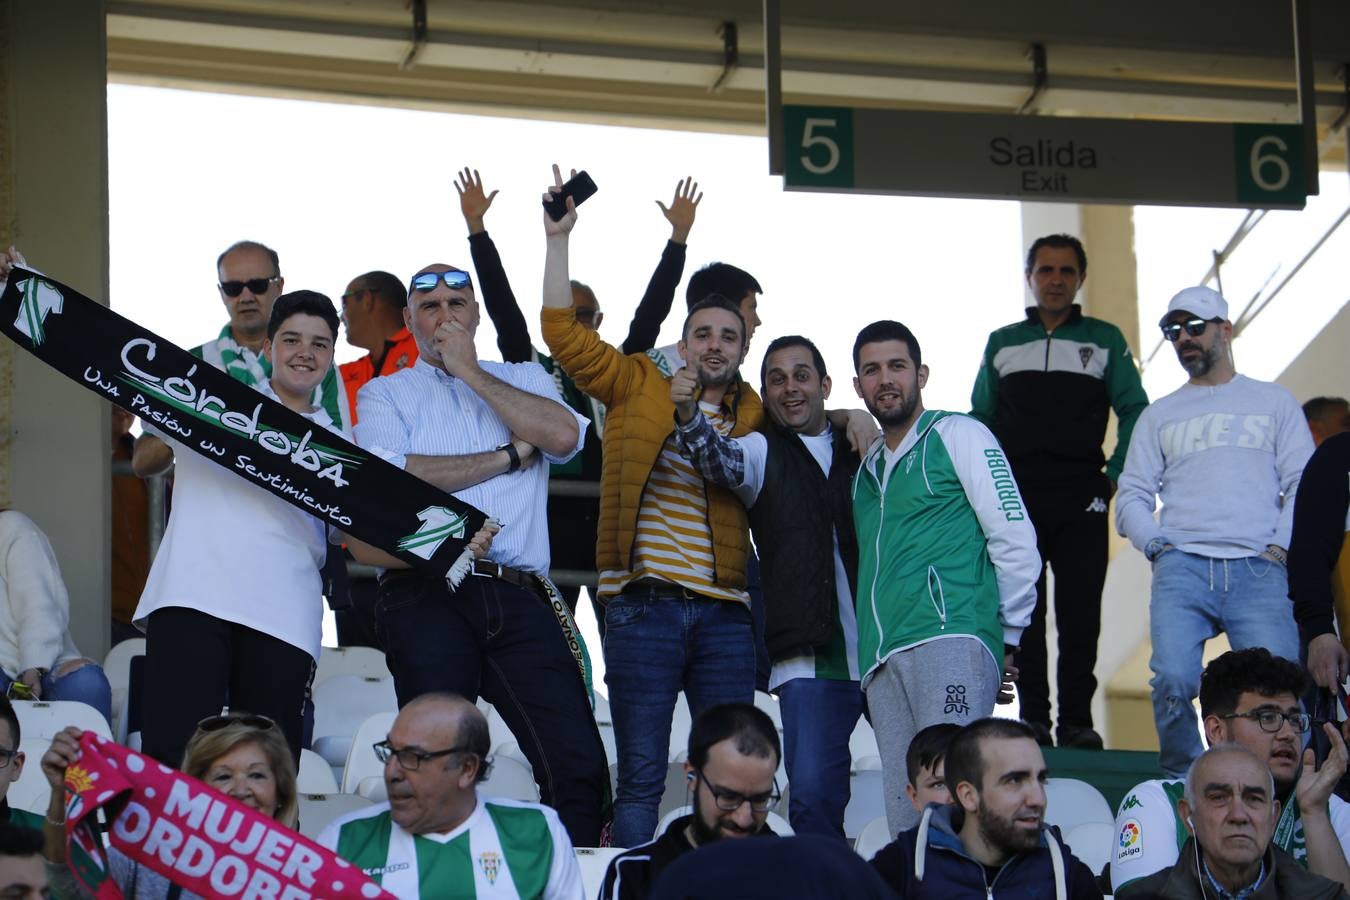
left=107, top=0, right=1350, bottom=164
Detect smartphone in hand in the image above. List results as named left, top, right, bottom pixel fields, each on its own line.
left=544, top=171, right=599, bottom=221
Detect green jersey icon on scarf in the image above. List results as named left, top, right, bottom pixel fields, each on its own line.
left=14, top=277, right=64, bottom=345
left=398, top=506, right=469, bottom=560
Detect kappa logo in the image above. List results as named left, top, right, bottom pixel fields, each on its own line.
left=1078, top=346, right=1094, bottom=369
left=1120, top=793, right=1142, bottom=811
left=478, top=851, right=501, bottom=885
left=1085, top=496, right=1108, bottom=513
left=1116, top=818, right=1143, bottom=861
left=397, top=505, right=469, bottom=560
left=14, top=277, right=65, bottom=346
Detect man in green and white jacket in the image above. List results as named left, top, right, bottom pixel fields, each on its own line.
left=850, top=320, right=1040, bottom=836
left=318, top=694, right=583, bottom=899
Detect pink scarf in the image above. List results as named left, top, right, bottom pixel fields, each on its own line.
left=62, top=732, right=394, bottom=899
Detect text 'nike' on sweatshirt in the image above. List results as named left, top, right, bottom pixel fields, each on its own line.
left=1115, top=374, right=1314, bottom=558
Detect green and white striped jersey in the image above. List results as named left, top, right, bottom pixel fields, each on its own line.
left=317, top=796, right=583, bottom=900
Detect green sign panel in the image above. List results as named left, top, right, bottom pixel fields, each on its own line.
left=782, top=105, right=1308, bottom=210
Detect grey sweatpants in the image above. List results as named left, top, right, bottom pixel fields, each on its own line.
left=864, top=636, right=1000, bottom=834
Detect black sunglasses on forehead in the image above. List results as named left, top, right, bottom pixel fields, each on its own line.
left=409, top=270, right=473, bottom=294
left=197, top=713, right=279, bottom=733
left=219, top=277, right=280, bottom=298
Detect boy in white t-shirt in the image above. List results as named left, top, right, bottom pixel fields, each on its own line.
left=135, top=290, right=349, bottom=768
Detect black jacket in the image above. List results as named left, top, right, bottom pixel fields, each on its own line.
left=1116, top=838, right=1348, bottom=900
left=598, top=814, right=777, bottom=900
left=749, top=421, right=859, bottom=662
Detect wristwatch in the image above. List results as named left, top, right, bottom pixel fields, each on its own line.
left=497, top=442, right=521, bottom=473
left=1144, top=537, right=1170, bottom=562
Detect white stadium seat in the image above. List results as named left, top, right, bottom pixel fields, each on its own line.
left=1044, top=778, right=1114, bottom=832
left=296, top=792, right=375, bottom=840
left=7, top=739, right=55, bottom=815
left=338, top=711, right=398, bottom=794
left=357, top=775, right=388, bottom=802
left=843, top=769, right=887, bottom=839
left=314, top=646, right=389, bottom=686
left=102, top=638, right=145, bottom=744
left=480, top=755, right=539, bottom=803
left=1065, top=820, right=1115, bottom=876
left=575, top=847, right=624, bottom=898
left=312, top=675, right=397, bottom=770
left=14, top=700, right=112, bottom=743
left=853, top=815, right=894, bottom=861
left=296, top=748, right=339, bottom=794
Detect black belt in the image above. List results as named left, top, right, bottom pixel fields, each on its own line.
left=626, top=578, right=706, bottom=601
left=380, top=561, right=544, bottom=596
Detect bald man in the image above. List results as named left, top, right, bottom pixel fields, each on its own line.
left=319, top=693, right=584, bottom=899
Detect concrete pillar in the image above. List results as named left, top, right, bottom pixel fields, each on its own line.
left=1, top=0, right=111, bottom=661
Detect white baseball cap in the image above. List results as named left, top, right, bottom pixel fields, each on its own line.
left=1159, top=286, right=1229, bottom=327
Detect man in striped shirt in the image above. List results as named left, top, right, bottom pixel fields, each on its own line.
left=319, top=693, right=584, bottom=899
left=540, top=171, right=764, bottom=848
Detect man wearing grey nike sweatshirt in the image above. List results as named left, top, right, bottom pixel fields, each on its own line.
left=1116, top=286, right=1314, bottom=778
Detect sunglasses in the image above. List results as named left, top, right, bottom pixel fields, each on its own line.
left=219, top=277, right=280, bottom=298
left=410, top=270, right=472, bottom=294
left=197, top=713, right=279, bottom=733
left=1160, top=317, right=1213, bottom=342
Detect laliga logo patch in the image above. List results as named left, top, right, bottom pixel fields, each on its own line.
left=478, top=851, right=501, bottom=885
left=397, top=505, right=469, bottom=560
left=1116, top=818, right=1143, bottom=861
left=14, top=277, right=65, bottom=346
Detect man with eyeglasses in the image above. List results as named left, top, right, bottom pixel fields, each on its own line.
left=318, top=693, right=584, bottom=899
left=1109, top=648, right=1350, bottom=893
left=971, top=234, right=1149, bottom=751
left=0, top=698, right=40, bottom=832
left=353, top=262, right=607, bottom=847
left=1117, top=285, right=1313, bottom=778
left=598, top=704, right=781, bottom=900
left=133, top=240, right=350, bottom=475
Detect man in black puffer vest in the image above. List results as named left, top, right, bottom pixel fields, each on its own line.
left=675, top=334, right=863, bottom=840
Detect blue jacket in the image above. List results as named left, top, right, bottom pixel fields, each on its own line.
left=870, top=804, right=1102, bottom=899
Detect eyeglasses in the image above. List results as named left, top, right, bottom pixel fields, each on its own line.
left=341, top=288, right=374, bottom=304
left=0, top=747, right=17, bottom=769
left=409, top=270, right=472, bottom=294
left=692, top=769, right=780, bottom=813
left=219, top=277, right=281, bottom=298
left=373, top=739, right=473, bottom=771
left=1219, top=709, right=1312, bottom=734
left=197, top=713, right=279, bottom=733
left=1160, top=317, right=1213, bottom=342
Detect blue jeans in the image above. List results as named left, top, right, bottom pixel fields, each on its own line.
left=376, top=571, right=609, bottom=847
left=778, top=677, right=864, bottom=839
left=604, top=586, right=755, bottom=847
left=1149, top=550, right=1299, bottom=776
left=1, top=661, right=112, bottom=725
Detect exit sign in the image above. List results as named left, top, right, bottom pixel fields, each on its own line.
left=783, top=106, right=1307, bottom=209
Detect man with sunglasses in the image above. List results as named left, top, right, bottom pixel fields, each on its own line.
left=353, top=262, right=607, bottom=847
left=337, top=271, right=416, bottom=428
left=319, top=693, right=584, bottom=899
left=598, top=703, right=781, bottom=900
left=1109, top=648, right=1350, bottom=893
left=1117, top=286, right=1314, bottom=779
left=132, top=240, right=350, bottom=474
left=971, top=234, right=1149, bottom=751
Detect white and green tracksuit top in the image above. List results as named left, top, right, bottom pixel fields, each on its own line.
left=316, top=796, right=583, bottom=900
left=851, top=410, right=1041, bottom=685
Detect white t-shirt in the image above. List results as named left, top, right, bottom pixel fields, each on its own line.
left=133, top=384, right=344, bottom=660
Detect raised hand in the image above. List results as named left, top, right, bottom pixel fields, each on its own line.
left=0, top=245, right=28, bottom=292
left=454, top=167, right=499, bottom=234
left=656, top=177, right=703, bottom=244
left=1298, top=721, right=1350, bottom=812
left=41, top=726, right=85, bottom=791
left=542, top=163, right=579, bottom=236
left=670, top=365, right=702, bottom=424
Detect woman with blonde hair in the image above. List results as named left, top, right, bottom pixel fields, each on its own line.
left=39, top=711, right=298, bottom=898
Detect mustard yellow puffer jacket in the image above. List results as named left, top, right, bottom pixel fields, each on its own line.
left=541, top=306, right=763, bottom=596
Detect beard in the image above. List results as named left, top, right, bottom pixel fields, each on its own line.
left=1177, top=341, right=1221, bottom=378
left=688, top=792, right=758, bottom=844
left=977, top=798, right=1041, bottom=856
left=865, top=387, right=920, bottom=429
left=694, top=359, right=738, bottom=389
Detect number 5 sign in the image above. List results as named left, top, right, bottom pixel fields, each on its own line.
left=1233, top=124, right=1306, bottom=207
left=784, top=106, right=854, bottom=188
